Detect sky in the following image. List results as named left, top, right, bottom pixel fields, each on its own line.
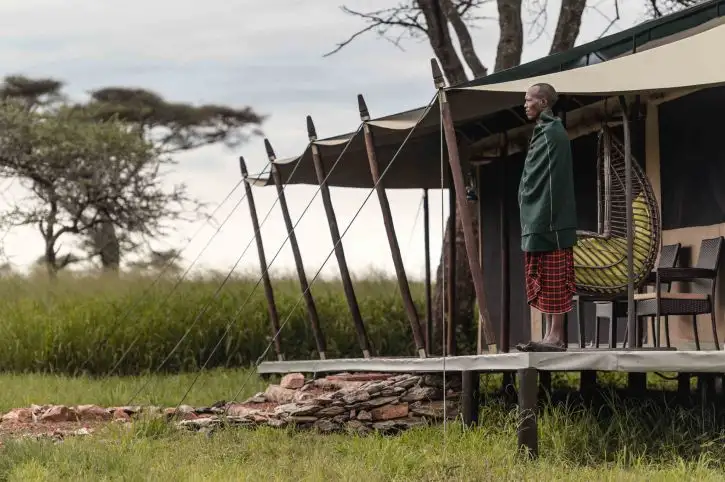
left=0, top=0, right=650, bottom=280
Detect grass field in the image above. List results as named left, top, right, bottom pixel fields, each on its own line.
left=1, top=369, right=725, bottom=481
left=1, top=273, right=724, bottom=480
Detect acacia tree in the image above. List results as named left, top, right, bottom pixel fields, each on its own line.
left=82, top=88, right=265, bottom=272
left=0, top=102, right=191, bottom=278
left=328, top=0, right=703, bottom=350
left=0, top=77, right=264, bottom=272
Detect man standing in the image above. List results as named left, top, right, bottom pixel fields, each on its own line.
left=516, top=83, right=577, bottom=352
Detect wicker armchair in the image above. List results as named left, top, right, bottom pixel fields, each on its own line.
left=634, top=236, right=723, bottom=350
left=592, top=243, right=680, bottom=348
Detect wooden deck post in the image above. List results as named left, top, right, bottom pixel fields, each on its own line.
left=358, top=95, right=426, bottom=358
left=265, top=139, right=328, bottom=360
left=239, top=156, right=284, bottom=361
left=307, top=116, right=373, bottom=358
left=517, top=368, right=539, bottom=458
left=461, top=370, right=480, bottom=427
left=431, top=59, right=497, bottom=351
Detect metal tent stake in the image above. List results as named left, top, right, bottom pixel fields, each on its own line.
left=358, top=94, right=427, bottom=358
left=265, top=139, right=328, bottom=360
left=238, top=156, right=284, bottom=361
left=307, top=116, right=373, bottom=359
left=431, top=59, right=497, bottom=351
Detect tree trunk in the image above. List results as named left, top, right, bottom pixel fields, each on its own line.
left=44, top=240, right=58, bottom=279
left=417, top=0, right=469, bottom=85
left=495, top=0, right=524, bottom=72
left=92, top=218, right=121, bottom=273
left=549, top=0, right=587, bottom=54
left=440, top=0, right=488, bottom=78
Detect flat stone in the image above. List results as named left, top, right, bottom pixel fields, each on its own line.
left=380, top=387, right=406, bottom=397
left=293, top=391, right=316, bottom=403
left=280, top=373, right=305, bottom=390
left=264, top=385, right=297, bottom=404
left=40, top=406, right=78, bottom=423
left=363, top=381, right=391, bottom=395
left=400, top=386, right=441, bottom=403
left=1, top=408, right=33, bottom=423
left=226, top=404, right=260, bottom=418
left=290, top=404, right=322, bottom=416
left=332, top=414, right=350, bottom=423
left=357, top=410, right=372, bottom=421
left=287, top=416, right=318, bottom=424
left=243, top=393, right=267, bottom=404
left=113, top=408, right=131, bottom=422
left=342, top=390, right=371, bottom=405
left=393, top=376, right=421, bottom=390
left=316, top=406, right=346, bottom=417
left=75, top=405, right=113, bottom=422
left=358, top=396, right=400, bottom=409
left=371, top=403, right=409, bottom=421
left=314, top=379, right=365, bottom=391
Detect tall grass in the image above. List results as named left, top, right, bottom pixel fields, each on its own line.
left=0, top=271, right=423, bottom=375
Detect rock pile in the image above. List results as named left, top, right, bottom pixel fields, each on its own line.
left=0, top=372, right=463, bottom=438
left=180, top=372, right=463, bottom=435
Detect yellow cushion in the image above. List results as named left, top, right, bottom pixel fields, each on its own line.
left=573, top=194, right=654, bottom=294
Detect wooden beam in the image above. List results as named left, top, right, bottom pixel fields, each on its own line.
left=307, top=116, right=373, bottom=358
left=358, top=94, right=426, bottom=358
left=265, top=139, right=328, bottom=360
left=239, top=156, right=284, bottom=361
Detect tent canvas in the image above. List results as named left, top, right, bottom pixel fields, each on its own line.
left=250, top=16, right=725, bottom=191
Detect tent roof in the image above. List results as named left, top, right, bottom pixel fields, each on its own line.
left=249, top=0, right=725, bottom=190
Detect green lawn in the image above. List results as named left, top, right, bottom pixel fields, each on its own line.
left=0, top=369, right=724, bottom=481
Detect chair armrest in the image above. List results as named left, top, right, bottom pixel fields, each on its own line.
left=656, top=267, right=717, bottom=282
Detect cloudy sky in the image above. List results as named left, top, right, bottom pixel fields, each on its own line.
left=0, top=0, right=649, bottom=280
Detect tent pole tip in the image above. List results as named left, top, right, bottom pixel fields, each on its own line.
left=430, top=58, right=445, bottom=89
left=263, top=138, right=276, bottom=161
left=357, top=94, right=370, bottom=121
left=306, top=115, right=317, bottom=141
left=238, top=156, right=248, bottom=178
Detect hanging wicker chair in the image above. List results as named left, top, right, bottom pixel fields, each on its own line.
left=573, top=125, right=661, bottom=296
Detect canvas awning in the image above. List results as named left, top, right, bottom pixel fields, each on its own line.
left=249, top=13, right=725, bottom=190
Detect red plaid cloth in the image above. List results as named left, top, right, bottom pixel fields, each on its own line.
left=524, top=248, right=575, bottom=315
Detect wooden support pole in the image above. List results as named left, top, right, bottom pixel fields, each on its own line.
left=423, top=189, right=433, bottom=354
left=476, top=166, right=485, bottom=355
left=431, top=59, right=497, bottom=351
left=265, top=139, right=327, bottom=360
left=239, top=156, right=284, bottom=361
left=358, top=95, right=426, bottom=358
left=447, top=179, right=457, bottom=356
left=500, top=153, right=511, bottom=353
left=619, top=96, right=637, bottom=349
left=307, top=116, right=373, bottom=358
left=461, top=371, right=480, bottom=427
left=517, top=368, right=539, bottom=458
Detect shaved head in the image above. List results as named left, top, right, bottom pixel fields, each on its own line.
left=530, top=83, right=559, bottom=106
left=524, top=83, right=559, bottom=120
